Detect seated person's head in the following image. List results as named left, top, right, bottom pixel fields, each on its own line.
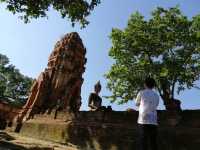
left=94, top=81, right=101, bottom=94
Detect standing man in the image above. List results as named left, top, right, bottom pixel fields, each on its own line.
left=135, top=78, right=159, bottom=150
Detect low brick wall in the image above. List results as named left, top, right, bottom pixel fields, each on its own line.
left=0, top=100, right=21, bottom=129
left=18, top=110, right=200, bottom=150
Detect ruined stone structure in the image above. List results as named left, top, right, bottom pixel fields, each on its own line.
left=1, top=32, right=198, bottom=150
left=18, top=32, right=86, bottom=122
left=17, top=110, right=200, bottom=150
left=0, top=100, right=21, bottom=129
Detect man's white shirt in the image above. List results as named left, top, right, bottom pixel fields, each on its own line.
left=135, top=89, right=159, bottom=125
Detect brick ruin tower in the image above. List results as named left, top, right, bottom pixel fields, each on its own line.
left=18, top=32, right=86, bottom=122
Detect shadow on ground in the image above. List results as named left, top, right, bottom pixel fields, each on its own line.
left=0, top=131, right=53, bottom=150
left=0, top=131, right=27, bottom=150
left=0, top=140, right=27, bottom=150
left=0, top=131, right=15, bottom=141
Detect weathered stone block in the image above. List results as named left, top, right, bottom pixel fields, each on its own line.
left=18, top=110, right=200, bottom=150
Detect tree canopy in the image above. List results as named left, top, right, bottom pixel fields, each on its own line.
left=105, top=7, right=200, bottom=109
left=0, top=53, right=33, bottom=106
left=0, top=0, right=101, bottom=27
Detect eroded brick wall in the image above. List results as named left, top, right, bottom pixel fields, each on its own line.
left=0, top=101, right=21, bottom=129
left=19, top=110, right=200, bottom=150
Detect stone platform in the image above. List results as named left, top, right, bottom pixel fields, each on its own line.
left=18, top=110, right=200, bottom=150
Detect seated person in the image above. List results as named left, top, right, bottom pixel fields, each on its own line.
left=88, top=81, right=102, bottom=111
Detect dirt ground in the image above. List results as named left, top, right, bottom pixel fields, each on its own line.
left=0, top=130, right=78, bottom=150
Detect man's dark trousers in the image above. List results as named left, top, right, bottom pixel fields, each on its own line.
left=138, top=124, right=158, bottom=150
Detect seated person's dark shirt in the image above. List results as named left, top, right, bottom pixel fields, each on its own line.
left=88, top=93, right=102, bottom=111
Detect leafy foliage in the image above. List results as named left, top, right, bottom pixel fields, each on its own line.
left=105, top=7, right=200, bottom=105
left=0, top=0, right=101, bottom=27
left=0, top=53, right=33, bottom=105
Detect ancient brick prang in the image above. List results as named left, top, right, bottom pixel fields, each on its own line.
left=19, top=32, right=86, bottom=121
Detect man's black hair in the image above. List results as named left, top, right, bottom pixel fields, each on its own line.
left=144, top=77, right=156, bottom=89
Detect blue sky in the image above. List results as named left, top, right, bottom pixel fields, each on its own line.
left=0, top=0, right=200, bottom=110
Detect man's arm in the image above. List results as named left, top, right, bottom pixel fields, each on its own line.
left=135, top=92, right=141, bottom=107
left=156, top=94, right=159, bottom=107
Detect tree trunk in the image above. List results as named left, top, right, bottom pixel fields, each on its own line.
left=161, top=90, right=172, bottom=110
left=159, top=79, right=181, bottom=111
left=161, top=90, right=182, bottom=111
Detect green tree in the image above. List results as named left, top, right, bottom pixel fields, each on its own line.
left=0, top=73, right=7, bottom=96
left=0, top=0, right=101, bottom=27
left=0, top=53, right=33, bottom=105
left=105, top=7, right=200, bottom=109
left=0, top=54, right=9, bottom=97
